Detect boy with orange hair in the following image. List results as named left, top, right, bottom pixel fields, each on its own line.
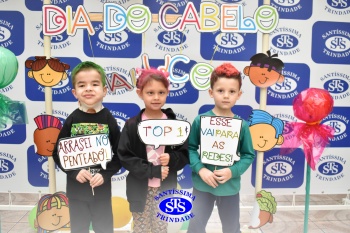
left=188, top=63, right=255, bottom=233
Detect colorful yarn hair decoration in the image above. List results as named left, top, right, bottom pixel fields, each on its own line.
left=34, top=115, right=62, bottom=130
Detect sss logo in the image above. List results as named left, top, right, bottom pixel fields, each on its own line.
left=200, top=31, right=256, bottom=61
left=324, top=79, right=348, bottom=93
left=99, top=31, right=127, bottom=44
left=159, top=197, right=192, bottom=215
left=327, top=0, right=349, bottom=8
left=272, top=34, right=298, bottom=49
left=312, top=21, right=350, bottom=64
left=272, top=0, right=301, bottom=7
left=0, top=159, right=14, bottom=173
left=84, top=22, right=141, bottom=58
left=274, top=78, right=297, bottom=92
left=318, top=161, right=343, bottom=175
left=0, top=11, right=25, bottom=55
left=216, top=33, right=244, bottom=48
left=158, top=31, right=186, bottom=45
left=266, top=162, right=292, bottom=177
left=326, top=120, right=346, bottom=135
left=251, top=148, right=305, bottom=188
left=325, top=37, right=348, bottom=52
left=40, top=31, right=69, bottom=43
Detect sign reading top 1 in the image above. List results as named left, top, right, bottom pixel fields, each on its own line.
left=42, top=3, right=279, bottom=36
left=200, top=116, right=242, bottom=167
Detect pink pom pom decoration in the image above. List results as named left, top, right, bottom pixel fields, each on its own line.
left=281, top=88, right=335, bottom=170
left=293, top=88, right=334, bottom=124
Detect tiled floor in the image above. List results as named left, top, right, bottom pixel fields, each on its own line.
left=0, top=193, right=349, bottom=233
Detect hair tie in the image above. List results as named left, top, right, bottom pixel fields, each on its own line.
left=135, top=68, right=143, bottom=79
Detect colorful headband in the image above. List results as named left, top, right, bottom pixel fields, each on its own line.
left=251, top=63, right=278, bottom=71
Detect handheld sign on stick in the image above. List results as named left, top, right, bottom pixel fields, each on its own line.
left=89, top=167, right=95, bottom=196
left=57, top=134, right=112, bottom=171
left=138, top=119, right=190, bottom=149
left=200, top=116, right=242, bottom=166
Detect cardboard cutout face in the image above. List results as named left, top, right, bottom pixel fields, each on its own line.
left=243, top=66, right=284, bottom=88
left=244, top=50, right=285, bottom=88
left=248, top=110, right=284, bottom=152
left=34, top=127, right=61, bottom=156
left=25, top=57, right=70, bottom=87
left=35, top=192, right=70, bottom=232
left=33, top=115, right=62, bottom=156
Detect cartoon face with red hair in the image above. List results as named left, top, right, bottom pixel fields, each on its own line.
left=26, top=56, right=70, bottom=87
left=243, top=50, right=285, bottom=88
left=33, top=115, right=62, bottom=156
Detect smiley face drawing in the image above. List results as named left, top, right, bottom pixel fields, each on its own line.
left=35, top=192, right=70, bottom=232
left=33, top=115, right=62, bottom=156
left=243, top=50, right=284, bottom=88
left=248, top=110, right=284, bottom=152
left=25, top=56, right=70, bottom=87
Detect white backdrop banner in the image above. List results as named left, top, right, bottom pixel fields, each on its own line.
left=0, top=0, right=349, bottom=196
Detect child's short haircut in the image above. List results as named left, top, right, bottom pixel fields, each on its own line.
left=71, top=61, right=106, bottom=87
left=136, top=68, right=170, bottom=91
left=210, top=63, right=242, bottom=89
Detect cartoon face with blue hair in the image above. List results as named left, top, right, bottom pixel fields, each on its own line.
left=248, top=110, right=284, bottom=152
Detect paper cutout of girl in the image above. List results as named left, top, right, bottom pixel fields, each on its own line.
left=248, top=110, right=284, bottom=152
left=243, top=50, right=284, bottom=88
left=25, top=56, right=70, bottom=87
left=35, top=192, right=70, bottom=233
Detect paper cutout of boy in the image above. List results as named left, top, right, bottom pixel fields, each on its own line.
left=25, top=56, right=70, bottom=87
left=33, top=115, right=62, bottom=156
left=243, top=50, right=284, bottom=88
left=35, top=192, right=70, bottom=232
left=248, top=110, right=284, bottom=152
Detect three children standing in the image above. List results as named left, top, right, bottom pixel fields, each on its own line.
left=53, top=62, right=255, bottom=233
